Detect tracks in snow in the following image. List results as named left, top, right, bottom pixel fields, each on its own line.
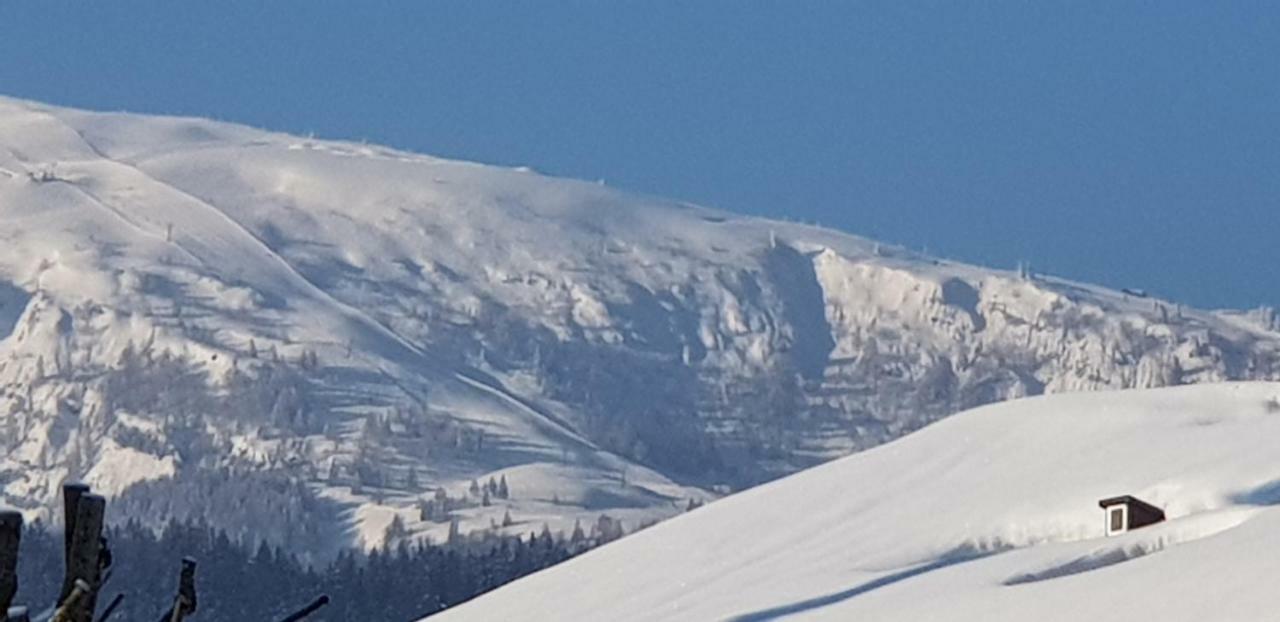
left=30, top=108, right=596, bottom=454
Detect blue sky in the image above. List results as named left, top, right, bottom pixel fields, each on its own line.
left=2, top=2, right=1276, bottom=309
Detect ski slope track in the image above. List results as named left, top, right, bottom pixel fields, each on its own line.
left=1, top=95, right=1279, bottom=556
left=436, top=383, right=1280, bottom=622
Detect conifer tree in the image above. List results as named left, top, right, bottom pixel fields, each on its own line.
left=447, top=518, right=461, bottom=545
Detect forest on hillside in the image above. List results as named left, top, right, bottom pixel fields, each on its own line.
left=14, top=515, right=630, bottom=621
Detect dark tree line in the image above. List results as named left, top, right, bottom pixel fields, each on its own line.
left=15, top=516, right=610, bottom=621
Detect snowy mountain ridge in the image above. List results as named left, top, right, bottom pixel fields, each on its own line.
left=1, top=95, right=1278, bottom=553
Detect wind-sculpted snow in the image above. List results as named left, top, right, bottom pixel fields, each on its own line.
left=435, top=383, right=1280, bottom=622
left=1, top=95, right=1279, bottom=555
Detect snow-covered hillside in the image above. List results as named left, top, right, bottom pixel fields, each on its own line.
left=433, top=383, right=1280, bottom=621
left=1, top=95, right=1279, bottom=554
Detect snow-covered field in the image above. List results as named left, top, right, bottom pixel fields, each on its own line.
left=433, top=383, right=1280, bottom=621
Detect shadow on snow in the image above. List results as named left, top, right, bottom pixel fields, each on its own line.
left=725, top=548, right=999, bottom=622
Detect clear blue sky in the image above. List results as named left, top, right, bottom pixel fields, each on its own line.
left=2, top=2, right=1276, bottom=309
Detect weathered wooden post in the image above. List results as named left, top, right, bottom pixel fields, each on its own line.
left=57, top=485, right=105, bottom=622
left=69, top=495, right=105, bottom=622
left=58, top=484, right=90, bottom=603
left=1, top=510, right=22, bottom=622
left=155, top=558, right=197, bottom=622
left=278, top=595, right=330, bottom=622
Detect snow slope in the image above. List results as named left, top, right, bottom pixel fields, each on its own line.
left=0, top=96, right=711, bottom=550
left=1, top=94, right=1279, bottom=554
left=433, top=383, right=1280, bottom=621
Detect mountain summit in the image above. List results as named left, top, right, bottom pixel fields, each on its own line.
left=1, top=96, right=1277, bottom=551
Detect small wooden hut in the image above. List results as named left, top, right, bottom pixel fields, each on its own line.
left=1098, top=495, right=1166, bottom=536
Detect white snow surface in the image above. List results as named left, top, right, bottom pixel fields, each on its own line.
left=1, top=95, right=1278, bottom=554
left=0, top=95, right=716, bottom=547
left=434, top=383, right=1280, bottom=622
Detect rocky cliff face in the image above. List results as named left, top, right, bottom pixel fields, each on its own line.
left=1, top=96, right=1277, bottom=552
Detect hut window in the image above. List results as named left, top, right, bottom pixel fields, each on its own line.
left=1108, top=507, right=1125, bottom=533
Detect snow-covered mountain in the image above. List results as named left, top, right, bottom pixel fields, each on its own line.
left=432, top=383, right=1280, bottom=622
left=1, top=95, right=1278, bottom=553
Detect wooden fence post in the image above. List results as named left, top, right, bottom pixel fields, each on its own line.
left=1, top=510, right=22, bottom=622
left=58, top=491, right=105, bottom=622
left=278, top=595, right=331, bottom=622
left=58, top=484, right=90, bottom=605
left=156, top=558, right=197, bottom=622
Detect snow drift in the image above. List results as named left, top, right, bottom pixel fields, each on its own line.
left=433, top=383, right=1280, bottom=621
